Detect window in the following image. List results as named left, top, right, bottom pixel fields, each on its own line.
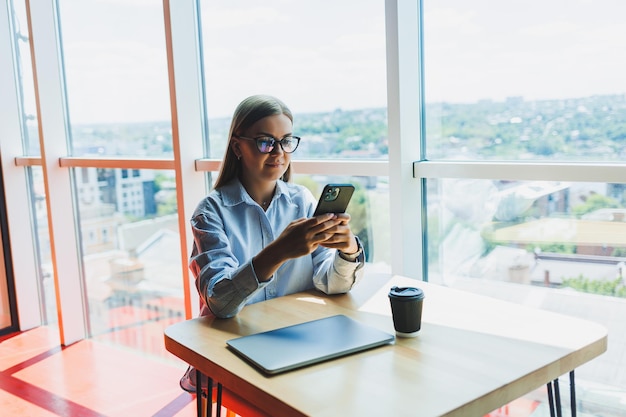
left=200, top=0, right=387, bottom=160
left=423, top=0, right=626, bottom=162
left=76, top=168, right=183, bottom=342
left=421, top=0, right=626, bottom=406
left=427, top=178, right=626, bottom=281
left=58, top=0, right=172, bottom=157
left=10, top=0, right=40, bottom=156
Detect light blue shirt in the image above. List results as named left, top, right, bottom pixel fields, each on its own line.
left=189, top=179, right=365, bottom=318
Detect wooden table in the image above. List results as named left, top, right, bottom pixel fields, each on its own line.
left=164, top=273, right=607, bottom=417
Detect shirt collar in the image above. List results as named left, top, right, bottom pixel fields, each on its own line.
left=220, top=178, right=292, bottom=207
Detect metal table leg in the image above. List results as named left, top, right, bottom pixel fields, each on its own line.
left=216, top=383, right=223, bottom=417
left=546, top=371, right=577, bottom=417
left=554, top=378, right=562, bottom=417
left=547, top=380, right=556, bottom=417
left=196, top=369, right=203, bottom=417
left=570, top=370, right=576, bottom=417
left=194, top=369, right=224, bottom=417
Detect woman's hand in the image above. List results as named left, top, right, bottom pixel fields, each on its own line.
left=316, top=213, right=359, bottom=254
left=252, top=214, right=348, bottom=280
left=273, top=214, right=347, bottom=259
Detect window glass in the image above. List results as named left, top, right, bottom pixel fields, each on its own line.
left=11, top=0, right=40, bottom=155
left=426, top=177, right=626, bottom=401
left=201, top=0, right=387, bottom=160
left=58, top=0, right=172, bottom=157
left=423, top=0, right=626, bottom=161
left=30, top=166, right=56, bottom=324
left=75, top=168, right=184, bottom=357
left=428, top=178, right=626, bottom=282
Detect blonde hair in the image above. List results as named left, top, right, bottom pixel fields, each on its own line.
left=214, top=95, right=294, bottom=189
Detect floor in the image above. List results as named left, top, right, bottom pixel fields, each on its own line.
left=0, top=324, right=199, bottom=417
left=0, top=305, right=543, bottom=417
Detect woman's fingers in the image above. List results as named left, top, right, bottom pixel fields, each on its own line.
left=275, top=214, right=356, bottom=258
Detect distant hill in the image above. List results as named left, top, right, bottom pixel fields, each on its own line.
left=70, top=93, right=626, bottom=162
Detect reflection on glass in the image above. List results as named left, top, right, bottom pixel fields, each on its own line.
left=423, top=1, right=626, bottom=162
left=58, top=0, right=172, bottom=157
left=201, top=0, right=387, bottom=160
left=75, top=168, right=183, bottom=359
left=427, top=178, right=626, bottom=290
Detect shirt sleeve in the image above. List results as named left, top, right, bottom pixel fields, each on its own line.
left=310, top=245, right=365, bottom=295
left=301, top=188, right=365, bottom=295
left=189, top=201, right=269, bottom=318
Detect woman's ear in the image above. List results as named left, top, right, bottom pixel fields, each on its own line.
left=231, top=140, right=242, bottom=159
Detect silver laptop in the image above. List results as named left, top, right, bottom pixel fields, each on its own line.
left=226, top=314, right=395, bottom=375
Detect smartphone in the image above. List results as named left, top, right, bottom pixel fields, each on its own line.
left=313, top=184, right=355, bottom=216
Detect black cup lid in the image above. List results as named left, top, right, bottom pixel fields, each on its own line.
left=389, top=286, right=424, bottom=300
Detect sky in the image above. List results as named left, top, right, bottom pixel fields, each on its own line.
left=14, top=0, right=626, bottom=124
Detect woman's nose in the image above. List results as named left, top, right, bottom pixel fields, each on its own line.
left=270, top=142, right=284, bottom=154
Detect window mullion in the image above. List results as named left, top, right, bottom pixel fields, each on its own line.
left=414, top=161, right=626, bottom=183
left=164, top=0, right=208, bottom=318
left=386, top=0, right=424, bottom=279
left=0, top=1, right=42, bottom=330
left=27, top=0, right=87, bottom=344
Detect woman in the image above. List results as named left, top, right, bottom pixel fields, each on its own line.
left=180, top=94, right=364, bottom=393
left=190, top=94, right=365, bottom=319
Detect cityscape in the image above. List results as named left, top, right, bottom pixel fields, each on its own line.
left=41, top=92, right=626, bottom=164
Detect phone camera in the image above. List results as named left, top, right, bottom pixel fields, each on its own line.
left=324, top=187, right=340, bottom=202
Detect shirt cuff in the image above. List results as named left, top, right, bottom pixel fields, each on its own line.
left=338, top=236, right=365, bottom=263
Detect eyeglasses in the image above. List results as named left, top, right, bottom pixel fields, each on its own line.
left=235, top=135, right=301, bottom=154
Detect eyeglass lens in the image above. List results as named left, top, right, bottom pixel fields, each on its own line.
left=257, top=136, right=299, bottom=153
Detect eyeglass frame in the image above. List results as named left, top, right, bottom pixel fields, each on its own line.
left=234, top=134, right=301, bottom=154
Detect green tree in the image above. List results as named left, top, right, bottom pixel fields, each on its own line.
left=562, top=275, right=626, bottom=298
left=572, top=194, right=621, bottom=217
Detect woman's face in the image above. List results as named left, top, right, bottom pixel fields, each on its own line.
left=233, top=113, right=293, bottom=185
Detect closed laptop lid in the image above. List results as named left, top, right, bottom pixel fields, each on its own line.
left=226, top=314, right=395, bottom=375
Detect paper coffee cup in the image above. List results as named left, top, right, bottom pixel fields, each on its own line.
left=388, top=286, right=425, bottom=337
